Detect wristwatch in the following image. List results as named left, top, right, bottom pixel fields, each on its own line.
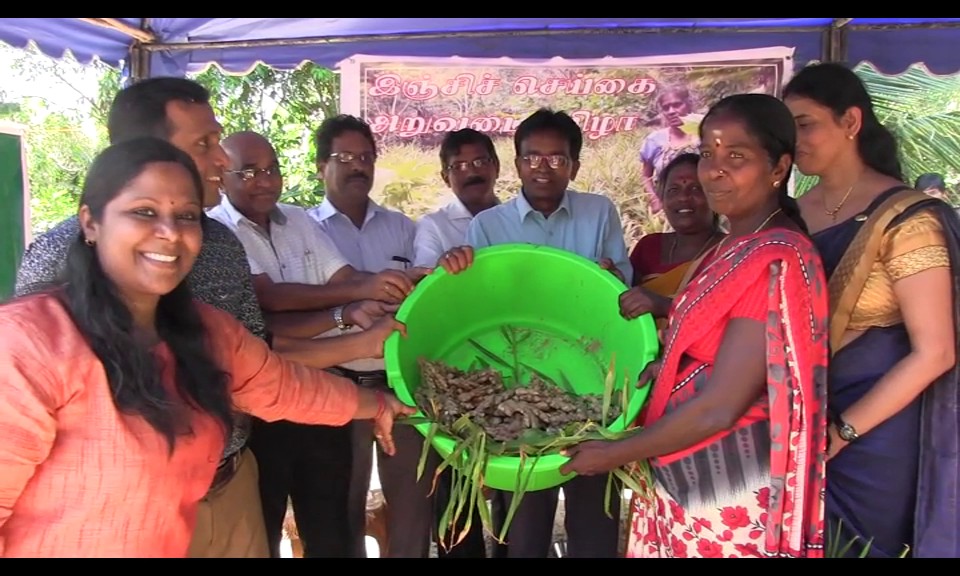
left=835, top=416, right=860, bottom=442
left=332, top=306, right=352, bottom=332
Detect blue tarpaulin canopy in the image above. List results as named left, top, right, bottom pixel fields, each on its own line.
left=1, top=18, right=959, bottom=77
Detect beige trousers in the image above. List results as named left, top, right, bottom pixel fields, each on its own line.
left=187, top=448, right=270, bottom=558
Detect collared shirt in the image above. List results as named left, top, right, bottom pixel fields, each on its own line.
left=307, top=197, right=417, bottom=274
left=413, top=197, right=475, bottom=268
left=306, top=197, right=416, bottom=372
left=208, top=196, right=348, bottom=285
left=13, top=214, right=263, bottom=461
left=465, top=189, right=633, bottom=282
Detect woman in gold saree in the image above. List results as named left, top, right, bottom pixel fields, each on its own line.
left=785, top=62, right=959, bottom=558
left=629, top=153, right=723, bottom=299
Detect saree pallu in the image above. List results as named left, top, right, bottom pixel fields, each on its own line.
left=641, top=262, right=694, bottom=298
left=631, top=234, right=699, bottom=336
left=815, top=188, right=960, bottom=558
left=642, top=263, right=694, bottom=337
left=627, top=229, right=829, bottom=558
left=631, top=234, right=675, bottom=287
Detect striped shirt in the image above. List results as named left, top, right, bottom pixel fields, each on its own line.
left=208, top=196, right=348, bottom=285
left=306, top=198, right=416, bottom=372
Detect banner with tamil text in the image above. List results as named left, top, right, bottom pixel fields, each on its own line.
left=339, top=47, right=794, bottom=245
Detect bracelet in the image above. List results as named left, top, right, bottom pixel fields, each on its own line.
left=333, top=306, right=352, bottom=332
left=374, top=390, right=386, bottom=420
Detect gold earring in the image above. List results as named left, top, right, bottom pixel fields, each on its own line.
left=773, top=180, right=781, bottom=188
left=85, top=238, right=95, bottom=246
left=847, top=134, right=855, bottom=140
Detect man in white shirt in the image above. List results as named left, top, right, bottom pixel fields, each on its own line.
left=414, top=128, right=506, bottom=558
left=306, top=115, right=435, bottom=558
left=413, top=128, right=500, bottom=268
left=209, top=131, right=408, bottom=558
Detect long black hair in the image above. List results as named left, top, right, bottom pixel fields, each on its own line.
left=700, top=93, right=809, bottom=234
left=783, top=62, right=903, bottom=181
left=61, top=137, right=233, bottom=452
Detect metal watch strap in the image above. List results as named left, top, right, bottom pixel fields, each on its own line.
left=836, top=416, right=859, bottom=442
left=333, top=306, right=351, bottom=331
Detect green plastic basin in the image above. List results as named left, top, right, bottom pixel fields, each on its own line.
left=384, top=243, right=659, bottom=492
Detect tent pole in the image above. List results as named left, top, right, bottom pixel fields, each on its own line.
left=127, top=19, right=153, bottom=82
left=826, top=19, right=850, bottom=62
left=128, top=44, right=151, bottom=82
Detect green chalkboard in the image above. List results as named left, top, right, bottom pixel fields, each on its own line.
left=0, top=132, right=26, bottom=300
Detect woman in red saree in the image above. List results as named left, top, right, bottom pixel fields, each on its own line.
left=561, top=93, right=829, bottom=558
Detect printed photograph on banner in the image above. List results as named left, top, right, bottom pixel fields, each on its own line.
left=338, top=48, right=793, bottom=249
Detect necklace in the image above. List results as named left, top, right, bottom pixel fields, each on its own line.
left=712, top=208, right=783, bottom=255
left=668, top=230, right=719, bottom=264
left=823, top=184, right=855, bottom=220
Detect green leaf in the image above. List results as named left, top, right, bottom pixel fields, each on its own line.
left=397, top=415, right=433, bottom=426
left=518, top=361, right=563, bottom=390
left=621, top=372, right=630, bottom=419
left=416, top=422, right=439, bottom=481
left=558, top=372, right=576, bottom=395
left=467, top=339, right=510, bottom=369
left=601, top=355, right=616, bottom=427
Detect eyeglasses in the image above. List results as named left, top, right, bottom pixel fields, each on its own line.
left=521, top=154, right=570, bottom=170
left=329, top=152, right=377, bottom=165
left=225, top=165, right=281, bottom=182
left=446, top=157, right=495, bottom=173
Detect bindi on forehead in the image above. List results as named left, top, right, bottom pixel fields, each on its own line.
left=708, top=128, right=751, bottom=150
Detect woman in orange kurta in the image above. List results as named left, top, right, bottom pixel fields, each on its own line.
left=0, top=137, right=414, bottom=558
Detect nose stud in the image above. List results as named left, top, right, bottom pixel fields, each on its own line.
left=718, top=169, right=726, bottom=176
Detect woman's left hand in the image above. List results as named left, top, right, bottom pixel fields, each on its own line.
left=373, top=393, right=417, bottom=456
left=826, top=423, right=848, bottom=462
left=559, top=440, right=621, bottom=476
left=599, top=258, right=625, bottom=284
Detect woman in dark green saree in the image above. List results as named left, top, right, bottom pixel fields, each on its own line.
left=784, top=62, right=960, bottom=558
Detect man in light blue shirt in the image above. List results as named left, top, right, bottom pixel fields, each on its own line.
left=465, top=114, right=631, bottom=285
left=466, top=189, right=632, bottom=282
left=462, top=108, right=629, bottom=558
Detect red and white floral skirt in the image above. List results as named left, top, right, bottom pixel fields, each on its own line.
left=626, top=478, right=772, bottom=558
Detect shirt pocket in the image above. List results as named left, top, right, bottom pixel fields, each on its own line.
left=385, top=255, right=411, bottom=272
left=300, top=249, right=327, bottom=284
